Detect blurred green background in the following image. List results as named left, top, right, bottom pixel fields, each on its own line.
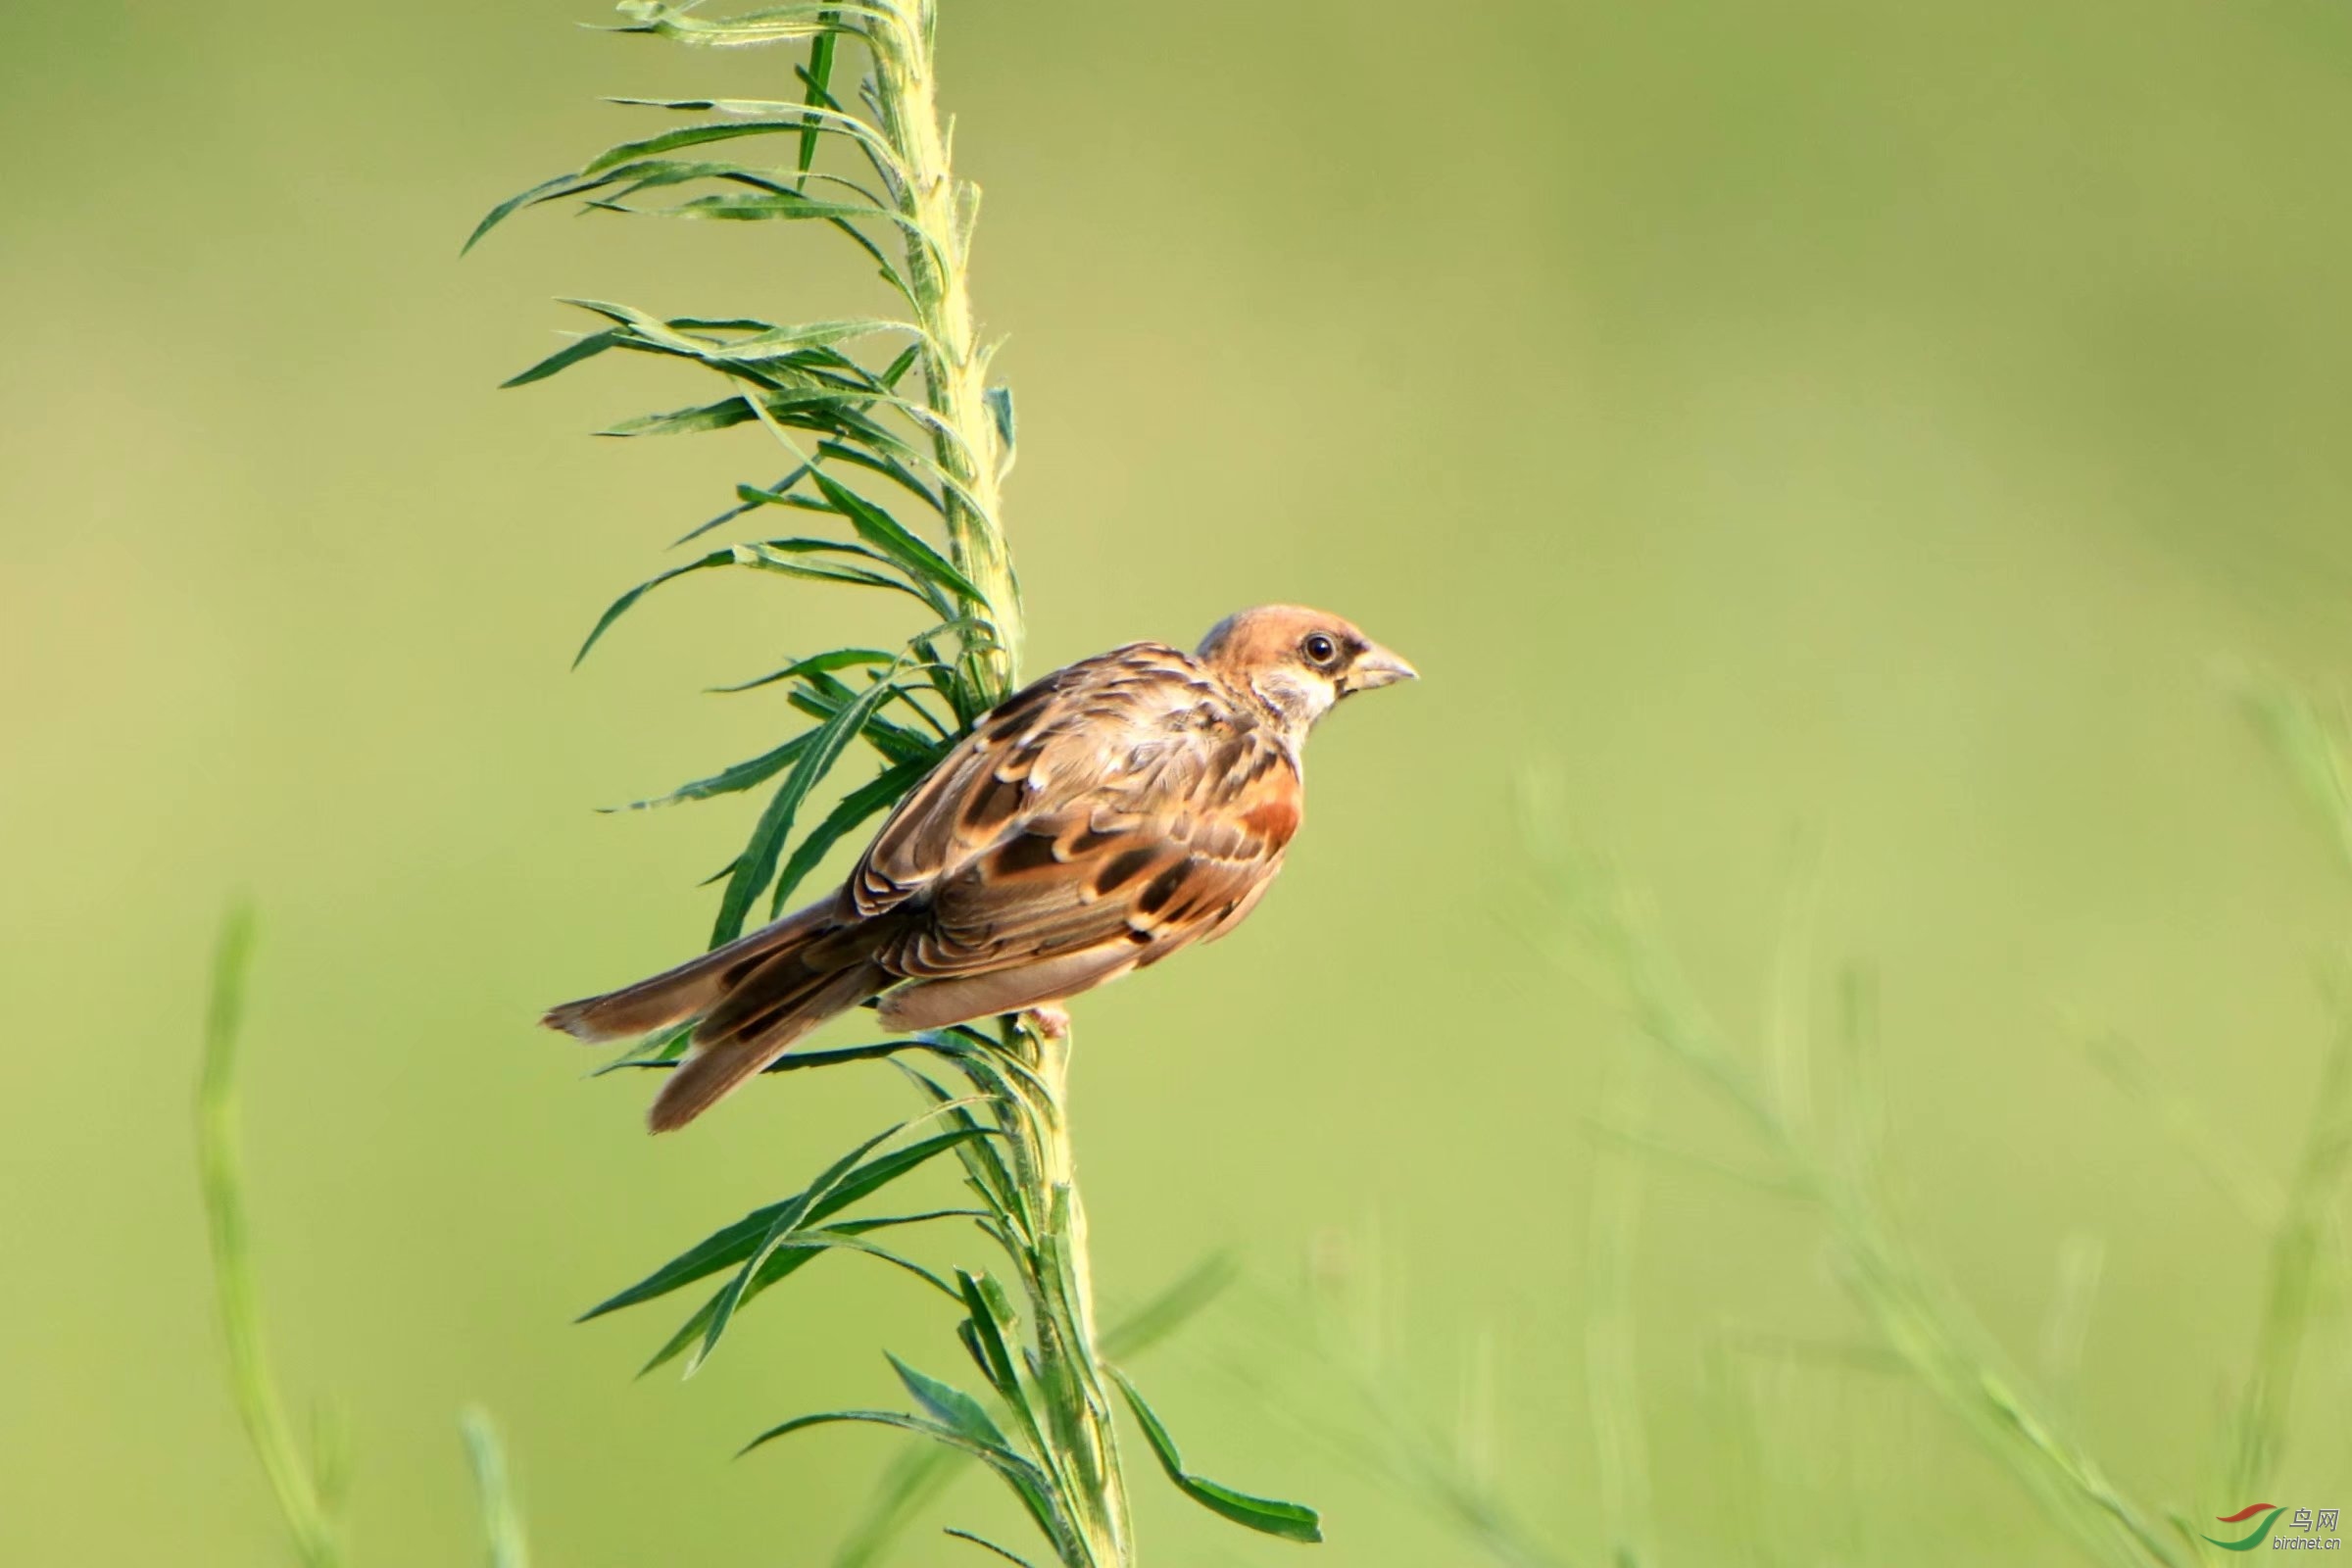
left=6, top=1, right=2352, bottom=1563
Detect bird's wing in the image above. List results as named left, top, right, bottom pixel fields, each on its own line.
left=844, top=642, right=1303, bottom=979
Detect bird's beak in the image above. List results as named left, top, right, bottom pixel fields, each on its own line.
left=1344, top=643, right=1419, bottom=694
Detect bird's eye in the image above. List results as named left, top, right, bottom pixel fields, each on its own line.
left=1300, top=632, right=1339, bottom=665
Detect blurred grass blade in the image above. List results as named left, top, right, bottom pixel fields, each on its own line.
left=196, top=906, right=342, bottom=1568
left=2086, top=1035, right=2281, bottom=1227
left=834, top=1442, right=968, bottom=1568
left=2036, top=1234, right=2106, bottom=1412
left=1111, top=1371, right=1322, bottom=1544
left=1765, top=837, right=1823, bottom=1138
left=1587, top=1056, right=1655, bottom=1568
left=2226, top=1005, right=2352, bottom=1497
left=461, top=1407, right=530, bottom=1568
left=1100, top=1252, right=1238, bottom=1360
left=1552, top=862, right=2196, bottom=1568
left=2245, top=685, right=2352, bottom=872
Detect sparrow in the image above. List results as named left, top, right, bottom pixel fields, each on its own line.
left=544, top=604, right=1417, bottom=1130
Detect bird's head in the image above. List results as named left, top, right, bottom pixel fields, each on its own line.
left=1197, top=604, right=1417, bottom=738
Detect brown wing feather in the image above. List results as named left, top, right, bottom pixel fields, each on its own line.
left=846, top=643, right=1303, bottom=986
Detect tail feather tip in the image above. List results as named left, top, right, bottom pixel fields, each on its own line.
left=541, top=998, right=612, bottom=1042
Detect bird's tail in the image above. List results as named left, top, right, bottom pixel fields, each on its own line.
left=541, top=901, right=889, bottom=1132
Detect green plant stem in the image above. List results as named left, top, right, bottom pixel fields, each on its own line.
left=864, top=14, right=1128, bottom=1545
left=994, top=1019, right=1133, bottom=1565
left=866, top=2, right=1019, bottom=703
left=196, top=908, right=343, bottom=1568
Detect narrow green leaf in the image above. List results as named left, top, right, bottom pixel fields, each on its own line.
left=731, top=541, right=938, bottom=604
left=814, top=440, right=946, bottom=514
left=564, top=297, right=918, bottom=367
left=743, top=1410, right=1011, bottom=1476
left=954, top=1269, right=1049, bottom=1468
left=601, top=732, right=813, bottom=813
left=584, top=1126, right=989, bottom=1322
left=605, top=3, right=887, bottom=51
left=738, top=1410, right=1038, bottom=1490
left=1112, top=1371, right=1323, bottom=1544
left=601, top=396, right=759, bottom=438
left=558, top=297, right=725, bottom=354
left=788, top=684, right=944, bottom=767
left=464, top=170, right=585, bottom=253
left=769, top=753, right=936, bottom=917
left=985, top=384, right=1015, bottom=464
left=809, top=470, right=984, bottom=607
left=608, top=95, right=816, bottom=116
left=711, top=672, right=900, bottom=946
left=887, top=1354, right=1010, bottom=1451
left=667, top=315, right=783, bottom=333
left=756, top=1039, right=923, bottom=1074
left=798, top=21, right=839, bottom=179
left=573, top=550, right=731, bottom=666
left=709, top=647, right=894, bottom=695
left=588, top=1024, right=697, bottom=1076
left=676, top=466, right=806, bottom=547
left=691, top=1101, right=981, bottom=1372
left=502, top=327, right=625, bottom=388
left=943, top=1528, right=1037, bottom=1568
left=607, top=162, right=891, bottom=213
left=770, top=1227, right=963, bottom=1301
left=789, top=668, right=933, bottom=747
left=674, top=190, right=906, bottom=229
left=590, top=1203, right=964, bottom=1330
left=578, top=115, right=852, bottom=177
left=876, top=343, right=920, bottom=389
left=894, top=1062, right=1023, bottom=1237
left=725, top=318, right=919, bottom=359
left=741, top=1409, right=1068, bottom=1557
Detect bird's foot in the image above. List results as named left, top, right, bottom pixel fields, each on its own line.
left=1024, top=1004, right=1072, bottom=1041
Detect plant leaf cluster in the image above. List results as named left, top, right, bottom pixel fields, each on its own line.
left=596, top=1027, right=1321, bottom=1561
left=473, top=0, right=1019, bottom=950
left=475, top=6, right=1316, bottom=1562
